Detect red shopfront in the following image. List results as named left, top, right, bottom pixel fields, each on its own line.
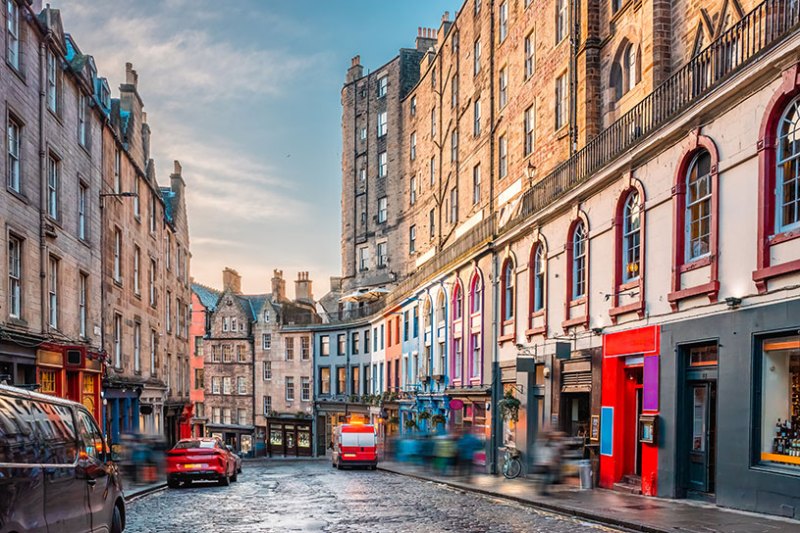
left=600, top=326, right=660, bottom=496
left=36, top=345, right=103, bottom=424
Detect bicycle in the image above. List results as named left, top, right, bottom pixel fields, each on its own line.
left=500, top=446, right=522, bottom=479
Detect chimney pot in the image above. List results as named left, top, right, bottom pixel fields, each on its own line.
left=173, top=160, right=182, bottom=176
left=443, top=11, right=449, bottom=22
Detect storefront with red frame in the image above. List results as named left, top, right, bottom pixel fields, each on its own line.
left=36, top=344, right=103, bottom=424
left=600, top=326, right=660, bottom=496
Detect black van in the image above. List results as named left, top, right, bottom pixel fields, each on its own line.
left=0, top=384, right=125, bottom=532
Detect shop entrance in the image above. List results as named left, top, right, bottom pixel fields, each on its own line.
left=681, top=344, right=718, bottom=497
left=623, top=365, right=643, bottom=478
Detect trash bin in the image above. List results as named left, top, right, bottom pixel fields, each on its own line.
left=578, top=459, right=593, bottom=489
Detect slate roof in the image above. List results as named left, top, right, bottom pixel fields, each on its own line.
left=191, top=283, right=222, bottom=311
left=236, top=294, right=269, bottom=322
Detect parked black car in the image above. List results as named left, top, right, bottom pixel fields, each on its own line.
left=0, top=384, right=125, bottom=532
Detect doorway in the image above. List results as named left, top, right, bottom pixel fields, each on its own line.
left=681, top=343, right=718, bottom=498
left=623, top=366, right=643, bottom=478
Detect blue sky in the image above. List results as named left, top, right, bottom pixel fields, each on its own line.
left=61, top=0, right=460, bottom=295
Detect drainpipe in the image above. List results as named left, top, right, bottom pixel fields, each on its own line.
left=490, top=251, right=501, bottom=475
left=569, top=0, right=579, bottom=154
left=38, top=20, right=49, bottom=338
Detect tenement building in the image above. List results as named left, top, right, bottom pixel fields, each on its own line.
left=0, top=2, right=192, bottom=445
left=193, top=269, right=318, bottom=457
left=331, top=0, right=800, bottom=519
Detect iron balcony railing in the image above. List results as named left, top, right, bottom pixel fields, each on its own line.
left=320, top=299, right=388, bottom=324
left=507, top=0, right=800, bottom=229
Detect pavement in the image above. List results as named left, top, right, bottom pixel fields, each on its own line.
left=124, top=478, right=167, bottom=502
left=378, top=461, right=800, bottom=533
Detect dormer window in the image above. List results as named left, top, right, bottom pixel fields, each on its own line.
left=264, top=310, right=270, bottom=323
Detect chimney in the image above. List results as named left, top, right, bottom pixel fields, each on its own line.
left=346, top=55, right=363, bottom=83
left=170, top=160, right=185, bottom=198
left=330, top=276, right=343, bottom=292
left=222, top=268, right=242, bottom=294
left=141, top=112, right=151, bottom=161
left=294, top=272, right=314, bottom=303
left=416, top=27, right=437, bottom=52
left=271, top=269, right=286, bottom=302
left=125, top=62, right=138, bottom=88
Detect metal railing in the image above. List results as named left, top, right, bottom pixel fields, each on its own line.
left=320, top=298, right=388, bottom=324
left=508, top=0, right=800, bottom=229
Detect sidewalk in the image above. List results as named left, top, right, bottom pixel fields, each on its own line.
left=379, top=462, right=800, bottom=533
left=123, top=479, right=167, bottom=502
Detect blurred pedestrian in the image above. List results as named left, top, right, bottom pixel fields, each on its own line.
left=457, top=429, right=481, bottom=479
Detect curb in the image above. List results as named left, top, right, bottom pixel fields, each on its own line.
left=124, top=482, right=167, bottom=503
left=378, top=466, right=665, bottom=533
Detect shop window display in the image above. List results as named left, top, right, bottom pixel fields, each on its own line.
left=761, top=335, right=800, bottom=467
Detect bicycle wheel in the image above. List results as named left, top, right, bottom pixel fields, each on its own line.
left=503, top=458, right=522, bottom=479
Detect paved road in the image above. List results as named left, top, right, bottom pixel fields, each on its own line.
left=125, top=460, right=624, bottom=532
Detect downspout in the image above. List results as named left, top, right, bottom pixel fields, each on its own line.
left=38, top=18, right=49, bottom=338
left=489, top=0, right=500, bottom=476
left=569, top=0, right=579, bottom=154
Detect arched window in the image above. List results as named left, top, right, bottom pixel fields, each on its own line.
left=777, top=95, right=800, bottom=232
left=453, top=281, right=463, bottom=320
left=501, top=259, right=515, bottom=322
left=469, top=273, right=482, bottom=314
left=685, top=150, right=712, bottom=261
left=611, top=40, right=640, bottom=101
left=572, top=223, right=587, bottom=299
left=451, top=279, right=463, bottom=381
left=623, top=191, right=641, bottom=281
left=423, top=297, right=432, bottom=330
left=468, top=271, right=482, bottom=380
left=436, top=290, right=446, bottom=325
left=532, top=245, right=545, bottom=312
left=625, top=44, right=637, bottom=92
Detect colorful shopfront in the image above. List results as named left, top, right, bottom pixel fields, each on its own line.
left=600, top=326, right=660, bottom=496
left=36, top=344, right=103, bottom=423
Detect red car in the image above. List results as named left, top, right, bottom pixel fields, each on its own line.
left=166, top=437, right=238, bottom=488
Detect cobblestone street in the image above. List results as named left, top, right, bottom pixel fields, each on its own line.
left=125, top=460, right=624, bottom=532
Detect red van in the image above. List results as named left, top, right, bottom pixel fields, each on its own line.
left=332, top=424, right=378, bottom=470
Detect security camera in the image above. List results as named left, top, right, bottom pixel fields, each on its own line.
left=515, top=343, right=524, bottom=350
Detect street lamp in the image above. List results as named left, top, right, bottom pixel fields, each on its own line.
left=525, top=161, right=536, bottom=188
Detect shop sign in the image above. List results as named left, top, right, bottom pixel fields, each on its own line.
left=449, top=399, right=464, bottom=410
left=603, top=326, right=660, bottom=358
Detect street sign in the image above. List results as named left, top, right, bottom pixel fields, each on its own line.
left=449, top=399, right=464, bottom=410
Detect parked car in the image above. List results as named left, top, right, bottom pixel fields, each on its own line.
left=166, top=437, right=237, bottom=488
left=332, top=423, right=378, bottom=470
left=226, top=445, right=242, bottom=474
left=0, top=384, right=125, bottom=533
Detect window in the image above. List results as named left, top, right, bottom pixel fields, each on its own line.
left=473, top=164, right=481, bottom=204
left=410, top=176, right=416, bottom=205
left=133, top=177, right=140, bottom=218
left=502, top=259, right=515, bottom=321
left=166, top=291, right=172, bottom=332
left=6, top=0, right=19, bottom=69
left=8, top=235, right=20, bottom=318
left=498, top=135, right=508, bottom=179
left=223, top=408, right=232, bottom=424
left=352, top=332, right=360, bottom=354
left=46, top=50, right=57, bottom=112
left=431, top=108, right=436, bottom=137
left=556, top=0, right=567, bottom=43
left=532, top=245, right=546, bottom=313
left=237, top=345, right=247, bottom=362
left=320, top=367, right=331, bottom=395
left=474, top=39, right=481, bottom=76
left=114, top=314, right=122, bottom=368
left=195, top=369, right=204, bottom=389
left=475, top=0, right=481, bottom=14
left=453, top=337, right=463, bottom=381
left=222, top=345, right=232, bottom=363
left=623, top=192, right=642, bottom=281
left=113, top=149, right=121, bottom=194
left=525, top=32, right=535, bottom=79
left=79, top=273, right=87, bottom=338
left=431, top=66, right=436, bottom=89
left=473, top=99, right=481, bottom=135
left=626, top=44, right=637, bottom=92
left=612, top=0, right=622, bottom=12
left=360, top=127, right=367, bottom=141
left=222, top=317, right=230, bottom=332
left=78, top=184, right=87, bottom=240
left=150, top=330, right=157, bottom=374
left=301, top=337, right=311, bottom=360
left=525, top=105, right=535, bottom=156
left=285, top=337, right=295, bottom=360
left=351, top=365, right=360, bottom=395
left=409, top=225, right=416, bottom=253
left=377, top=242, right=387, bottom=267
left=237, top=376, right=246, bottom=395
left=133, top=246, right=141, bottom=295
left=410, top=96, right=417, bottom=116
left=263, top=395, right=272, bottom=415
left=113, top=229, right=121, bottom=282
left=263, top=310, right=270, bottom=323
left=377, top=111, right=387, bottom=137
left=364, top=330, right=370, bottom=353
left=359, top=247, right=369, bottom=271
left=451, top=74, right=458, bottom=108
left=378, top=151, right=387, bottom=178
left=377, top=76, right=387, bottom=98
left=262, top=334, right=272, bottom=350
left=471, top=333, right=481, bottom=378
left=263, top=361, right=272, bottom=381
left=410, top=132, right=416, bottom=160
left=48, top=256, right=58, bottom=328
left=757, top=335, right=800, bottom=470
left=499, top=1, right=508, bottom=42
left=46, top=154, right=59, bottom=219
left=134, top=323, right=141, bottom=373
left=238, top=409, right=247, bottom=425
left=429, top=208, right=436, bottom=238
left=777, top=96, right=800, bottom=232
left=470, top=272, right=482, bottom=315
left=166, top=232, right=171, bottom=271
left=149, top=259, right=156, bottom=306
left=211, top=345, right=220, bottom=363
left=321, top=335, right=330, bottom=356
left=571, top=222, right=587, bottom=299
left=450, top=188, right=458, bottom=223
left=223, top=376, right=232, bottom=395
left=301, top=377, right=310, bottom=401
left=211, top=377, right=221, bottom=394
left=149, top=192, right=157, bottom=233
left=555, top=74, right=568, bottom=130
left=7, top=116, right=20, bottom=192
left=78, top=96, right=88, bottom=147
left=685, top=151, right=712, bottom=260
left=430, top=156, right=436, bottom=185
left=337, top=367, right=346, bottom=395
left=378, top=196, right=387, bottom=223
left=499, top=68, right=508, bottom=108
left=338, top=334, right=346, bottom=355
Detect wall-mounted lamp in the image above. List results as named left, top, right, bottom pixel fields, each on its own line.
left=725, top=297, right=742, bottom=309
left=542, top=367, right=551, bottom=379
left=591, top=327, right=604, bottom=336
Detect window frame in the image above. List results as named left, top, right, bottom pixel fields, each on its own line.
left=528, top=239, right=547, bottom=336
left=611, top=183, right=647, bottom=321
left=7, top=113, right=20, bottom=192
left=8, top=233, right=21, bottom=319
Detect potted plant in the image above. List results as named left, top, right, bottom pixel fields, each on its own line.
left=404, top=419, right=417, bottom=430
left=498, top=390, right=521, bottom=422
left=431, top=414, right=446, bottom=426
left=418, top=410, right=431, bottom=421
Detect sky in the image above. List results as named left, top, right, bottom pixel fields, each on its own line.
left=59, top=0, right=460, bottom=296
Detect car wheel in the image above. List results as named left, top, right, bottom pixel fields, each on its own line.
left=167, top=478, right=180, bottom=489
left=183, top=479, right=192, bottom=488
left=110, top=503, right=123, bottom=533
left=218, top=474, right=230, bottom=486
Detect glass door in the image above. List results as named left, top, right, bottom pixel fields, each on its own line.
left=688, top=383, right=711, bottom=492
